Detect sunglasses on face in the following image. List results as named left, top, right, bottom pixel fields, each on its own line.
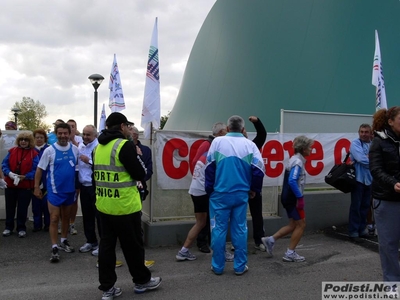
left=19, top=138, right=29, bottom=142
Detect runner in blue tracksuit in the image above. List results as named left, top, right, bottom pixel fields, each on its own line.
left=205, top=115, right=265, bottom=275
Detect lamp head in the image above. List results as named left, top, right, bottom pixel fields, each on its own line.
left=88, top=74, right=104, bottom=90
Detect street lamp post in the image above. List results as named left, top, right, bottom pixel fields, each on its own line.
left=11, top=107, right=21, bottom=128
left=88, top=74, right=104, bottom=128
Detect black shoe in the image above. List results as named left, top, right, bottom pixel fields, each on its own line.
left=33, top=227, right=42, bottom=232
left=50, top=247, right=60, bottom=263
left=198, top=245, right=211, bottom=253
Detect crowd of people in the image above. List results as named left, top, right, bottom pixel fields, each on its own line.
left=0, top=114, right=161, bottom=300
left=2, top=107, right=400, bottom=298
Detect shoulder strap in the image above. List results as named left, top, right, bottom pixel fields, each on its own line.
left=343, top=152, right=351, bottom=164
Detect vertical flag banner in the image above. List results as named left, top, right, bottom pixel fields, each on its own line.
left=99, top=103, right=106, bottom=132
left=109, top=54, right=126, bottom=112
left=372, top=30, right=387, bottom=111
left=141, top=17, right=161, bottom=139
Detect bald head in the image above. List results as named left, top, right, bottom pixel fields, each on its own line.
left=82, top=125, right=97, bottom=144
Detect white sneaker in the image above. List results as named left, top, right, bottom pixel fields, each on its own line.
left=18, top=231, right=26, bottom=238
left=2, top=229, right=11, bottom=237
left=235, top=265, right=249, bottom=275
left=134, top=277, right=162, bottom=294
left=282, top=250, right=305, bottom=262
left=69, top=224, right=77, bottom=235
left=261, top=236, right=275, bottom=257
left=92, top=248, right=99, bottom=256
left=254, top=243, right=266, bottom=252
left=80, top=243, right=97, bottom=253
left=176, top=250, right=196, bottom=261
left=225, top=250, right=234, bottom=262
left=102, top=286, right=122, bottom=300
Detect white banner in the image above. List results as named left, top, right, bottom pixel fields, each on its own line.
left=141, top=17, right=161, bottom=139
left=109, top=53, right=126, bottom=112
left=154, top=131, right=358, bottom=189
left=99, top=103, right=106, bottom=132
left=372, top=30, right=387, bottom=110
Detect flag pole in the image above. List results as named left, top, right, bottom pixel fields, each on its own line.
left=150, top=122, right=153, bottom=145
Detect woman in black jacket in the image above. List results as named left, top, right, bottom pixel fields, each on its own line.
left=369, top=106, right=400, bottom=283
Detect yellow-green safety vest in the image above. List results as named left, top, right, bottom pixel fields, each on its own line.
left=93, top=138, right=142, bottom=215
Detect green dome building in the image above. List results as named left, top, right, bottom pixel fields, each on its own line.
left=165, top=0, right=400, bottom=132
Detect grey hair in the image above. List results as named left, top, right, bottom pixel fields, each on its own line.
left=293, top=135, right=314, bottom=154
left=212, top=122, right=226, bottom=136
left=227, top=115, right=245, bottom=132
left=84, top=125, right=98, bottom=137
left=359, top=123, right=371, bottom=131
left=131, top=126, right=139, bottom=134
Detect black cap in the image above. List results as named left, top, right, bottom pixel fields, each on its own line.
left=106, top=112, right=134, bottom=128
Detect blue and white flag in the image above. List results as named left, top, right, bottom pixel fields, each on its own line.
left=372, top=30, right=387, bottom=111
left=99, top=103, right=106, bottom=132
left=141, top=17, right=161, bottom=139
left=109, top=54, right=125, bottom=112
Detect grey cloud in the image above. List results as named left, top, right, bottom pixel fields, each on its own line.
left=0, top=0, right=216, bottom=129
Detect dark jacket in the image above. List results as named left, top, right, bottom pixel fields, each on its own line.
left=252, top=118, right=267, bottom=150
left=96, top=129, right=146, bottom=182
left=369, top=127, right=400, bottom=201
left=136, top=140, right=153, bottom=183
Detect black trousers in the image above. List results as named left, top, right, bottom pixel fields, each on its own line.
left=80, top=185, right=101, bottom=244
left=197, top=212, right=211, bottom=247
left=98, top=211, right=151, bottom=291
left=248, top=193, right=265, bottom=245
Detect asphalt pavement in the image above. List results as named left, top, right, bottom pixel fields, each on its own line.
left=0, top=218, right=384, bottom=300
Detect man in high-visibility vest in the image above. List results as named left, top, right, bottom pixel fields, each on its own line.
left=93, top=112, right=161, bottom=299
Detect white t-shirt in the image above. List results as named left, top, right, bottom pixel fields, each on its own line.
left=74, top=135, right=83, bottom=145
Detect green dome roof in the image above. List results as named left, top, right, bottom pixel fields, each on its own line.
left=165, top=0, right=400, bottom=132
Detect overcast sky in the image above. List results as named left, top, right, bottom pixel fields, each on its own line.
left=0, top=0, right=216, bottom=132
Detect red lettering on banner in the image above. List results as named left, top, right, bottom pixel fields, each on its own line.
left=305, top=140, right=324, bottom=176
left=160, top=135, right=353, bottom=184
left=334, top=139, right=351, bottom=164
left=263, top=140, right=284, bottom=178
left=189, top=139, right=206, bottom=174
left=162, top=138, right=189, bottom=179
left=283, top=140, right=294, bottom=157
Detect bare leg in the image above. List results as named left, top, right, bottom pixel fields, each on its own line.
left=183, top=212, right=207, bottom=248
left=288, top=219, right=306, bottom=250
left=69, top=190, right=79, bottom=225
left=61, top=205, right=73, bottom=239
left=272, top=219, right=296, bottom=241
left=48, top=202, right=61, bottom=245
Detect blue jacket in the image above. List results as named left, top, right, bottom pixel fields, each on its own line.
left=205, top=132, right=265, bottom=195
left=350, top=138, right=372, bottom=186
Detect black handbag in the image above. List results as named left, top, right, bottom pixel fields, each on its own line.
left=324, top=152, right=356, bottom=193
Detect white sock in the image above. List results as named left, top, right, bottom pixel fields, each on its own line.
left=270, top=236, right=275, bottom=243
left=61, top=238, right=67, bottom=243
left=286, top=248, right=295, bottom=255
left=180, top=247, right=189, bottom=252
left=52, top=244, right=58, bottom=249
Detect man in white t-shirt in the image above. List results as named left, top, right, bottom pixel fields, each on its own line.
left=34, top=122, right=79, bottom=263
